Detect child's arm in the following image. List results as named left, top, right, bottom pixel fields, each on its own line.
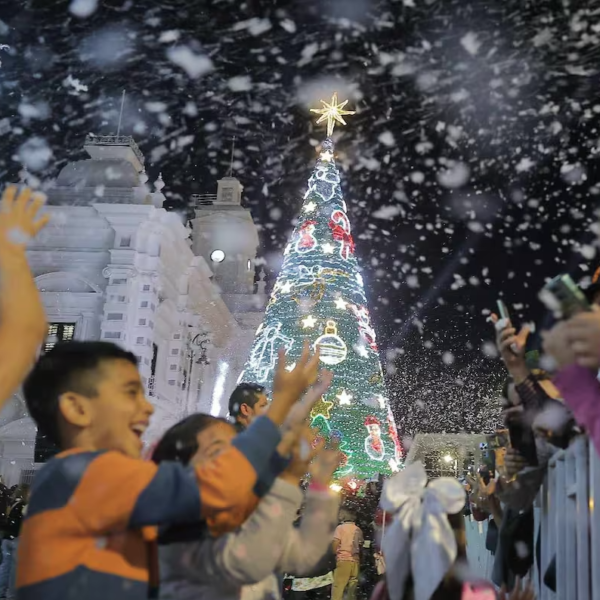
left=171, top=478, right=305, bottom=586
left=275, top=485, right=340, bottom=576
left=70, top=416, right=281, bottom=533
left=0, top=186, right=49, bottom=408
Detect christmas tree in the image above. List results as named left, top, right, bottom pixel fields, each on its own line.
left=239, top=94, right=403, bottom=480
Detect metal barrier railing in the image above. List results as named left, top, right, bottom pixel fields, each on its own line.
left=537, top=436, right=593, bottom=600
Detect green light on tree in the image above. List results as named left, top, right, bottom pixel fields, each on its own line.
left=239, top=95, right=403, bottom=480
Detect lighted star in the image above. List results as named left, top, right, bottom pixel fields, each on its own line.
left=337, top=390, right=353, bottom=405
left=279, top=281, right=293, bottom=293
left=334, top=297, right=348, bottom=310
left=302, top=315, right=317, bottom=328
left=320, top=150, right=334, bottom=162
left=310, top=93, right=356, bottom=137
left=285, top=362, right=297, bottom=372
left=322, top=243, right=335, bottom=254
left=304, top=201, right=317, bottom=213
left=310, top=396, right=334, bottom=420
left=355, top=345, right=369, bottom=358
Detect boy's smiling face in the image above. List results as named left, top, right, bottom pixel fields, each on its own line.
left=59, top=358, right=154, bottom=459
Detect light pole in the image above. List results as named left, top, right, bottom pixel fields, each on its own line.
left=185, top=327, right=211, bottom=413
left=442, top=454, right=458, bottom=478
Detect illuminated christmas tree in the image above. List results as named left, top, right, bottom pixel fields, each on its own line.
left=239, top=94, right=403, bottom=480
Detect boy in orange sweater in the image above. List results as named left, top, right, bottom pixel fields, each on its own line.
left=17, top=340, right=320, bottom=600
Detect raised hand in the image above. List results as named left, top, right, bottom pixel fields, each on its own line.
left=503, top=447, right=528, bottom=479
left=565, top=309, right=600, bottom=370
left=267, top=341, right=321, bottom=426
left=490, top=312, right=530, bottom=381
left=0, top=186, right=50, bottom=407
left=283, top=370, right=333, bottom=432
left=280, top=426, right=322, bottom=483
left=0, top=186, right=49, bottom=256
left=541, top=321, right=577, bottom=370
left=309, top=446, right=341, bottom=486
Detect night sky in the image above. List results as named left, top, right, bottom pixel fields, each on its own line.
left=1, top=0, right=599, bottom=437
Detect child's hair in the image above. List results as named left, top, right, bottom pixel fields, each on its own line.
left=228, top=383, right=265, bottom=419
left=152, top=413, right=232, bottom=546
left=152, top=413, right=231, bottom=465
left=23, top=341, right=138, bottom=448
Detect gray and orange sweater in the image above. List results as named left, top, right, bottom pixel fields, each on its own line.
left=16, top=416, right=281, bottom=600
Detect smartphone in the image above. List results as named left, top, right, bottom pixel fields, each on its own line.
left=497, top=300, right=511, bottom=322
left=506, top=419, right=538, bottom=466
left=540, top=274, right=591, bottom=319
left=497, top=300, right=519, bottom=354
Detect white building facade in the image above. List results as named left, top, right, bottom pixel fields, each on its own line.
left=0, top=135, right=266, bottom=485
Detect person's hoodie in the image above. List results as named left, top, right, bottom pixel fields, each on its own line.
left=159, top=478, right=340, bottom=600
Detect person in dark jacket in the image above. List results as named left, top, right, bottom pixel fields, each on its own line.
left=0, top=485, right=28, bottom=599
left=228, top=382, right=269, bottom=432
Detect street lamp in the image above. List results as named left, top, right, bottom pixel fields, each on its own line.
left=185, top=327, right=211, bottom=412
left=443, top=454, right=454, bottom=463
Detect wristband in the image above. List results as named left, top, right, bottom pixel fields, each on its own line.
left=309, top=480, right=329, bottom=493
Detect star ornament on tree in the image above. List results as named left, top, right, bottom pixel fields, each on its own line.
left=337, top=390, right=353, bottom=405
left=310, top=396, right=334, bottom=420
left=302, top=315, right=317, bottom=329
left=310, top=93, right=356, bottom=138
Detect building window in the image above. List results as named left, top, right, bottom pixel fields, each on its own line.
left=107, top=313, right=123, bottom=321
left=19, top=468, right=36, bottom=486
left=104, top=332, right=121, bottom=339
left=139, top=318, right=147, bottom=326
left=173, top=333, right=181, bottom=340
left=168, top=380, right=176, bottom=386
left=140, top=301, right=149, bottom=308
left=117, top=296, right=126, bottom=303
left=111, top=278, right=127, bottom=285
left=45, top=323, right=76, bottom=352
left=143, top=285, right=151, bottom=292
left=136, top=337, right=144, bottom=344
left=171, top=348, right=178, bottom=356
left=170, top=364, right=177, bottom=371
left=119, top=236, right=131, bottom=248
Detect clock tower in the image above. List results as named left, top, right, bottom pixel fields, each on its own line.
left=191, top=175, right=260, bottom=297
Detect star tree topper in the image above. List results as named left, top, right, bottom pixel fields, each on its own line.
left=311, top=92, right=356, bottom=137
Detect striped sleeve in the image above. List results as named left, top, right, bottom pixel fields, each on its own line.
left=70, top=416, right=281, bottom=534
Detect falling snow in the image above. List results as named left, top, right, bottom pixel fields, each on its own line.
left=0, top=0, right=598, bottom=439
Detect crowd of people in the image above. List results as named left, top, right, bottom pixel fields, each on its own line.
left=464, top=275, right=600, bottom=595
left=4, top=182, right=597, bottom=600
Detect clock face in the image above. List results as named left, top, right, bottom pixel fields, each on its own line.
left=210, top=249, right=226, bottom=263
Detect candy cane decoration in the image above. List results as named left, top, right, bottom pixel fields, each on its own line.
left=328, top=210, right=355, bottom=259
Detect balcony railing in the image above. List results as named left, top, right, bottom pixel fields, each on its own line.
left=84, top=134, right=145, bottom=165
left=191, top=193, right=218, bottom=207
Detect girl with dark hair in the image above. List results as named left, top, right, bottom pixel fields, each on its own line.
left=153, top=412, right=341, bottom=600
left=371, top=462, right=535, bottom=600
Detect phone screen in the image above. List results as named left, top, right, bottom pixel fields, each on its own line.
left=497, top=300, right=510, bottom=322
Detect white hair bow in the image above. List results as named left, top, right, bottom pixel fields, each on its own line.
left=380, top=461, right=466, bottom=600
